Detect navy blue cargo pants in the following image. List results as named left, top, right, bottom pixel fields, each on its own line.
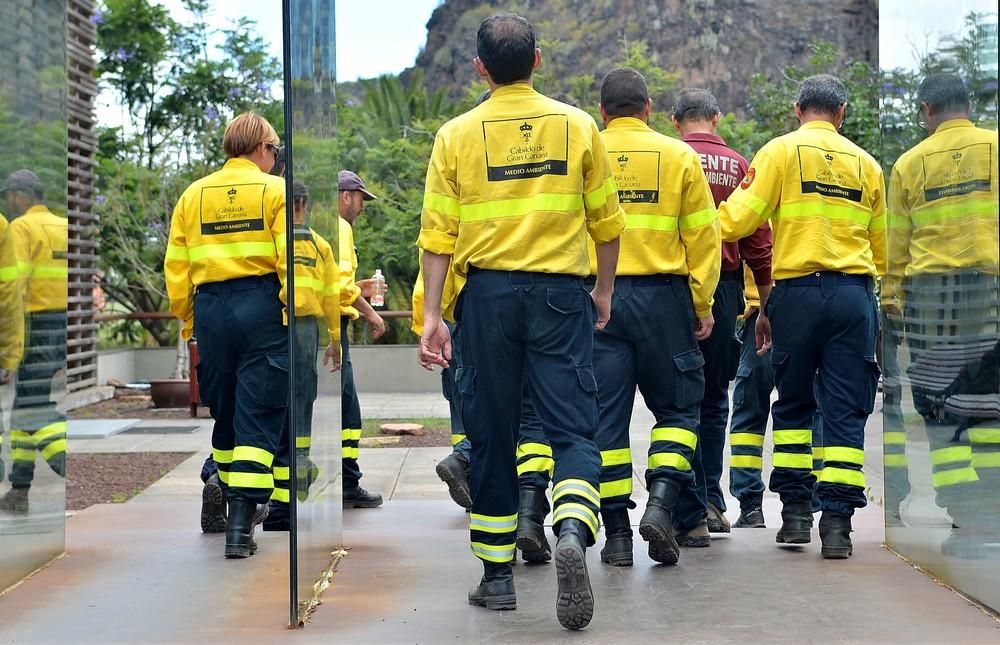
left=195, top=274, right=288, bottom=505
left=591, top=275, right=705, bottom=523
left=341, top=316, right=364, bottom=488
left=456, top=269, right=602, bottom=565
left=677, top=275, right=742, bottom=529
left=768, top=272, right=878, bottom=516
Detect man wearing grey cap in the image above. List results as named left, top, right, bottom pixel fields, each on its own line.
left=338, top=169, right=386, bottom=508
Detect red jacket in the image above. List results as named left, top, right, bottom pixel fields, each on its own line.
left=682, top=132, right=772, bottom=285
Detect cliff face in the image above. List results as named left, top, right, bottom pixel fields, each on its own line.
left=409, top=0, right=878, bottom=114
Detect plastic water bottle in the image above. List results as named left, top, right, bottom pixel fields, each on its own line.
left=371, top=269, right=386, bottom=307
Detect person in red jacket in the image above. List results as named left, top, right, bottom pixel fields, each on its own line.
left=671, top=89, right=773, bottom=543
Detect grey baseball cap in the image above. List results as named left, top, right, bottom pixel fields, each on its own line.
left=338, top=170, right=377, bottom=201
left=0, top=169, right=44, bottom=196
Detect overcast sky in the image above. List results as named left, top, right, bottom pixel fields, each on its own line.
left=880, top=1, right=997, bottom=70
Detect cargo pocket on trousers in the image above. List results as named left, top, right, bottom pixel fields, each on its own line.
left=673, top=348, right=706, bottom=408
left=576, top=364, right=598, bottom=394
left=860, top=356, right=881, bottom=414
left=261, top=353, right=290, bottom=408
left=456, top=366, right=477, bottom=399
left=732, top=363, right=753, bottom=406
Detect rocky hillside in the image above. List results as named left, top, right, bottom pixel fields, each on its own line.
left=408, top=0, right=878, bottom=115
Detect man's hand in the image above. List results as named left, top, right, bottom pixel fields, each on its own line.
left=322, top=343, right=342, bottom=372
left=694, top=314, right=715, bottom=341
left=365, top=311, right=386, bottom=339
left=881, top=299, right=902, bottom=318
left=357, top=278, right=388, bottom=300
left=739, top=305, right=759, bottom=322
left=418, top=316, right=452, bottom=370
left=590, top=287, right=612, bottom=331
left=755, top=313, right=773, bottom=356
left=0, top=368, right=10, bottom=385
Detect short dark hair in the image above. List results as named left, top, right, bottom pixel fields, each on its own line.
left=600, top=68, right=649, bottom=118
left=477, top=14, right=536, bottom=84
left=917, top=73, right=970, bottom=114
left=797, top=74, right=847, bottom=116
left=672, top=88, right=721, bottom=122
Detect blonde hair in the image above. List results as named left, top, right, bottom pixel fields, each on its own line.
left=222, top=112, right=279, bottom=158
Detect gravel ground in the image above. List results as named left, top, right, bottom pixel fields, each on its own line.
left=66, top=452, right=195, bottom=510
left=67, top=388, right=210, bottom=420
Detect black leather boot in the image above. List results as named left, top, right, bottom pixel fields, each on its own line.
left=819, top=511, right=853, bottom=559
left=600, top=508, right=633, bottom=566
left=516, top=486, right=551, bottom=563
left=775, top=499, right=813, bottom=544
left=468, top=562, right=516, bottom=610
left=343, top=485, right=383, bottom=508
left=554, top=518, right=595, bottom=630
left=638, top=479, right=681, bottom=565
left=200, top=473, right=227, bottom=534
left=435, top=451, right=472, bottom=511
left=734, top=496, right=766, bottom=528
left=262, top=500, right=290, bottom=531
left=225, top=499, right=268, bottom=559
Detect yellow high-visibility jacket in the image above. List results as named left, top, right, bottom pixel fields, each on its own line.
left=0, top=212, right=24, bottom=370
left=718, top=120, right=887, bottom=279
left=592, top=117, right=721, bottom=317
left=411, top=250, right=465, bottom=337
left=419, top=82, right=624, bottom=276
left=10, top=204, right=68, bottom=313
left=885, top=119, right=999, bottom=301
left=338, top=217, right=361, bottom=321
left=164, top=158, right=287, bottom=340
left=291, top=225, right=340, bottom=342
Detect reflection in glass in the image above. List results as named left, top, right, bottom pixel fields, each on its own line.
left=881, top=3, right=999, bottom=610
left=0, top=0, right=68, bottom=590
left=285, top=0, right=342, bottom=625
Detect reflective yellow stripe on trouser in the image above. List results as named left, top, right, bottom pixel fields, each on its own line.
left=469, top=513, right=517, bottom=563
left=730, top=431, right=765, bottom=470
left=817, top=446, right=866, bottom=490
left=271, top=466, right=290, bottom=503
left=648, top=427, right=697, bottom=473
left=771, top=429, right=813, bottom=472
left=228, top=445, right=275, bottom=490
left=516, top=441, right=554, bottom=479
left=342, top=428, right=361, bottom=460
left=551, top=479, right=600, bottom=541
left=599, top=448, right=633, bottom=501
left=883, top=431, right=908, bottom=468
left=930, top=444, right=979, bottom=489
left=451, top=433, right=466, bottom=446
left=969, top=427, right=1000, bottom=472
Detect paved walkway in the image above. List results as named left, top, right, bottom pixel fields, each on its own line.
left=0, top=391, right=997, bottom=642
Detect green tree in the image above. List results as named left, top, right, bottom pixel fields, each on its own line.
left=93, top=0, right=282, bottom=345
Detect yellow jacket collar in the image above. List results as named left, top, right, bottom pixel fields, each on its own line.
left=934, top=118, right=974, bottom=134
left=490, top=82, right=537, bottom=99
left=23, top=204, right=51, bottom=217
left=799, top=120, right=838, bottom=133
left=605, top=117, right=650, bottom=131
left=223, top=157, right=263, bottom=172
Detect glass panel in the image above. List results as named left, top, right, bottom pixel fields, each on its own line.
left=0, top=0, right=68, bottom=589
left=284, top=0, right=342, bottom=625
left=880, top=1, right=999, bottom=611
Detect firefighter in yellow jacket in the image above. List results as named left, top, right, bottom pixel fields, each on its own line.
left=337, top=170, right=386, bottom=508
left=418, top=14, right=624, bottom=630
left=0, top=170, right=66, bottom=515
left=262, top=180, right=344, bottom=531
left=718, top=75, right=886, bottom=560
left=0, top=209, right=22, bottom=487
left=884, top=72, right=999, bottom=557
left=589, top=68, right=720, bottom=568
left=164, top=112, right=287, bottom=559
